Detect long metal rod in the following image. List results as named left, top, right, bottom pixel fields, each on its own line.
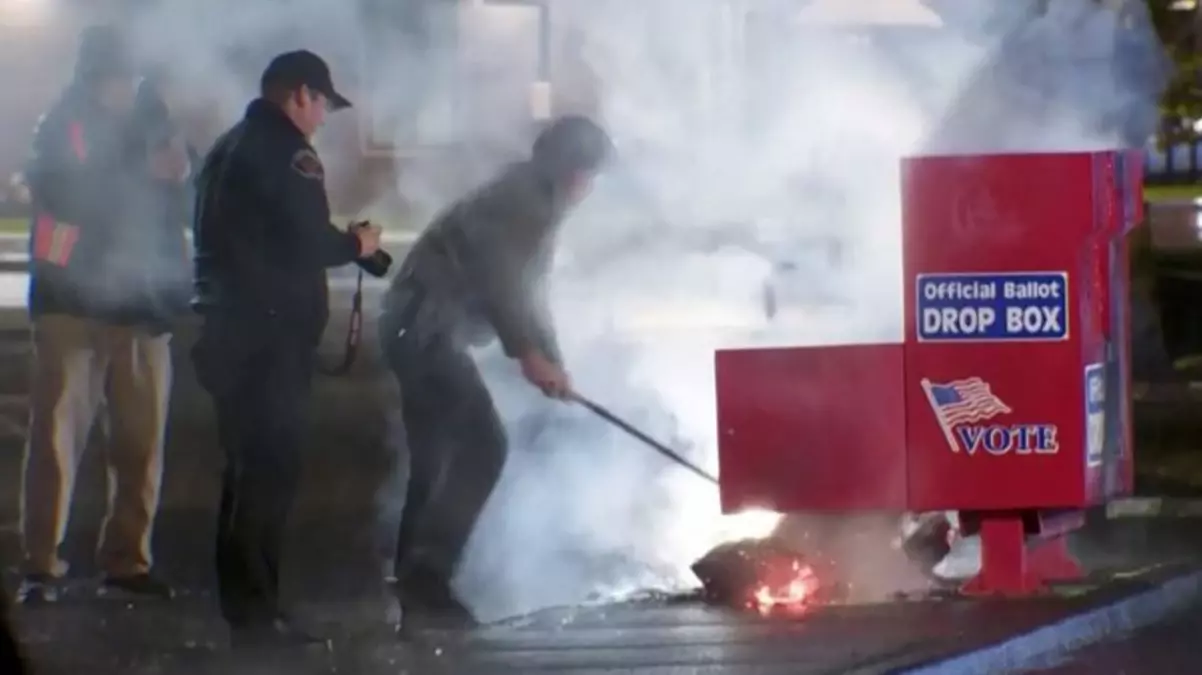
left=570, top=392, right=720, bottom=485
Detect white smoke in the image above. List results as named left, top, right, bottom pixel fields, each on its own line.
left=456, top=0, right=1169, bottom=621
left=107, top=0, right=1169, bottom=621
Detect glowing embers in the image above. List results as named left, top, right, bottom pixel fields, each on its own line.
left=691, top=538, right=835, bottom=616
left=749, top=556, right=821, bottom=615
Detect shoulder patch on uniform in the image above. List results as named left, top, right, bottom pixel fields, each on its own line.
left=290, top=148, right=324, bottom=180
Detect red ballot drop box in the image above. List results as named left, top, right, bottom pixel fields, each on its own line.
left=715, top=151, right=1143, bottom=595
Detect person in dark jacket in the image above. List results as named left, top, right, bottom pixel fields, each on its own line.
left=378, top=115, right=612, bottom=622
left=190, top=50, right=382, bottom=648
left=18, top=24, right=187, bottom=605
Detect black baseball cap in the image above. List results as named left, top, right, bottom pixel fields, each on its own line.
left=260, top=50, right=351, bottom=110
left=75, top=25, right=134, bottom=82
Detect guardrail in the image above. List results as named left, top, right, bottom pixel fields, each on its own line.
left=0, top=232, right=418, bottom=274
left=0, top=258, right=397, bottom=283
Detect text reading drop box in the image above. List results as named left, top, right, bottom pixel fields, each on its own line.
left=916, top=272, right=1069, bottom=342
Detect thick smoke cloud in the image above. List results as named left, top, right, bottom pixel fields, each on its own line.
left=111, top=0, right=1168, bottom=620
left=461, top=0, right=1170, bottom=619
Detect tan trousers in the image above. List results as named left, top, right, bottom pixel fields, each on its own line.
left=20, top=314, right=172, bottom=578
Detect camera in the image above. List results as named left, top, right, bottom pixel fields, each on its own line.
left=349, top=221, right=393, bottom=278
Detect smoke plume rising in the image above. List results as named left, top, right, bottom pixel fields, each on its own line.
left=458, top=0, right=1169, bottom=620
left=104, top=0, right=1168, bottom=620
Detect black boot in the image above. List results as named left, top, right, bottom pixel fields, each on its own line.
left=101, top=571, right=176, bottom=600
left=395, top=566, right=477, bottom=627
left=230, top=616, right=328, bottom=651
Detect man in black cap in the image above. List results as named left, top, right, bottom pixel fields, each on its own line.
left=191, top=50, right=381, bottom=647
left=378, top=115, right=612, bottom=623
left=19, top=24, right=184, bottom=604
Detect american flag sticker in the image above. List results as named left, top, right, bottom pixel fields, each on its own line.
left=921, top=377, right=1012, bottom=454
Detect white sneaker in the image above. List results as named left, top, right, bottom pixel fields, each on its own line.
left=17, top=575, right=62, bottom=604
left=932, top=534, right=982, bottom=580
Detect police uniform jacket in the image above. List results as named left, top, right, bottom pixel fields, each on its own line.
left=191, top=98, right=361, bottom=343
left=383, top=161, right=568, bottom=364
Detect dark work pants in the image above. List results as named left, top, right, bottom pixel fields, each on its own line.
left=192, top=313, right=314, bottom=628
left=383, top=328, right=507, bottom=597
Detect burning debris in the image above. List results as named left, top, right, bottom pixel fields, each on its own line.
left=691, top=537, right=839, bottom=615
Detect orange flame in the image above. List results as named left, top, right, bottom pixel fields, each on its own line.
left=749, top=559, right=820, bottom=615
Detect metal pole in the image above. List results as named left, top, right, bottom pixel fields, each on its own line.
left=570, top=392, right=721, bottom=486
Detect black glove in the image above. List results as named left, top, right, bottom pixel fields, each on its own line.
left=357, top=248, right=393, bottom=278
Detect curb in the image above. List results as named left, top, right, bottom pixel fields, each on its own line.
left=896, top=568, right=1202, bottom=674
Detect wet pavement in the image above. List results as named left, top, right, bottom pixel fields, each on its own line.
left=8, top=565, right=1202, bottom=675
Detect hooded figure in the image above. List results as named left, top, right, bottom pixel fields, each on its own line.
left=378, top=115, right=612, bottom=624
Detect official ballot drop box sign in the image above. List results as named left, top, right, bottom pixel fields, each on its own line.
left=916, top=273, right=1068, bottom=342
left=902, top=151, right=1138, bottom=512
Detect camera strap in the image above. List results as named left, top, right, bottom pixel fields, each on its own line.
left=317, top=267, right=364, bottom=377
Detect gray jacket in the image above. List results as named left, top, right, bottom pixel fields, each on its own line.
left=383, top=161, right=568, bottom=363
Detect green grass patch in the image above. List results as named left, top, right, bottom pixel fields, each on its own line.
left=1137, top=451, right=1202, bottom=492
left=1145, top=184, right=1202, bottom=202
